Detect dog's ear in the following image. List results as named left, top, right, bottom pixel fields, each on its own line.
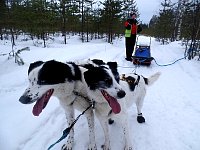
left=107, top=62, right=120, bottom=83
left=83, top=69, right=96, bottom=90
left=107, top=62, right=118, bottom=69
left=28, top=61, right=44, bottom=75
left=91, top=59, right=106, bottom=65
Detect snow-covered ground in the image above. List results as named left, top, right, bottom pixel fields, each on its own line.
left=0, top=35, right=199, bottom=150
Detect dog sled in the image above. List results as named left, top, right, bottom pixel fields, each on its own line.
left=132, top=36, right=154, bottom=66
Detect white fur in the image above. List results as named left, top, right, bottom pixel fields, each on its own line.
left=20, top=61, right=125, bottom=150
left=23, top=65, right=95, bottom=149
left=20, top=59, right=160, bottom=150
left=92, top=72, right=161, bottom=150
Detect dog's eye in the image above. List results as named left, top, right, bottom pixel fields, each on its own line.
left=105, top=78, right=112, bottom=86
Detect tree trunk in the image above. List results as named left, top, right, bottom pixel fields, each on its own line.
left=81, top=0, right=84, bottom=42
left=10, top=28, right=15, bottom=47
left=42, top=32, right=46, bottom=48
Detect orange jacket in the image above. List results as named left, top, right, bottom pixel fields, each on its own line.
left=124, top=19, right=138, bottom=35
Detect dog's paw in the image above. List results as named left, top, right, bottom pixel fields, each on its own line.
left=108, top=118, right=114, bottom=125
left=61, top=144, right=72, bottom=150
left=101, top=144, right=111, bottom=150
left=137, top=115, right=145, bottom=123
left=88, top=143, right=97, bottom=150
left=61, top=136, right=74, bottom=150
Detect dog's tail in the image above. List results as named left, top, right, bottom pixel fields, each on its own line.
left=145, top=72, right=161, bottom=86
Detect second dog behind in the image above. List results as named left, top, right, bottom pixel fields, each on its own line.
left=89, top=60, right=161, bottom=149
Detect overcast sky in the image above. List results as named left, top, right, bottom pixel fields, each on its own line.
left=136, top=0, right=162, bottom=23
left=136, top=0, right=178, bottom=24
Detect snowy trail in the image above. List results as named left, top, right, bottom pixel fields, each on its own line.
left=0, top=36, right=200, bottom=150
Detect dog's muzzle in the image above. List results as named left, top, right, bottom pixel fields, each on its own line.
left=117, top=90, right=126, bottom=98
left=19, top=96, right=33, bottom=104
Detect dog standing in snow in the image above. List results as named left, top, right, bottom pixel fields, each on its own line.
left=79, top=59, right=161, bottom=149
left=92, top=71, right=161, bottom=150
left=19, top=60, right=126, bottom=150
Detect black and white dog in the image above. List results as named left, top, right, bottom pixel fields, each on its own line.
left=19, top=60, right=126, bottom=150
left=81, top=59, right=161, bottom=150
left=97, top=73, right=161, bottom=150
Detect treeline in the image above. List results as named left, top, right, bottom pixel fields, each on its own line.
left=146, top=0, right=199, bottom=43
left=0, top=0, right=199, bottom=60
left=0, top=0, right=139, bottom=45
left=144, top=0, right=200, bottom=60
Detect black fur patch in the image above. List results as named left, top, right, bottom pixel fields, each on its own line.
left=137, top=115, right=145, bottom=123
left=91, top=59, right=106, bottom=65
left=143, top=76, right=148, bottom=85
left=81, top=64, right=96, bottom=70
left=126, top=75, right=140, bottom=91
left=37, top=60, right=81, bottom=85
left=108, top=118, right=115, bottom=124
left=107, top=62, right=117, bottom=69
left=68, top=62, right=82, bottom=81
left=107, top=62, right=119, bottom=83
left=83, top=60, right=120, bottom=86
left=84, top=66, right=113, bottom=90
left=28, top=61, right=44, bottom=75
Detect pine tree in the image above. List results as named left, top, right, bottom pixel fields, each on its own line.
left=100, top=0, right=124, bottom=43
left=154, top=0, right=176, bottom=44
left=0, top=0, right=7, bottom=40
left=121, top=0, right=139, bottom=19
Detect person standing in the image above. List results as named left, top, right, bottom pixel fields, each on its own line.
left=124, top=12, right=142, bottom=61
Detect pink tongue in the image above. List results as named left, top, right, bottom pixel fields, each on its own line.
left=32, top=97, right=45, bottom=116
left=108, top=97, right=121, bottom=114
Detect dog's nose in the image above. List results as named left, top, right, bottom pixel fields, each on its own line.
left=19, top=96, right=32, bottom=104
left=117, top=90, right=126, bottom=98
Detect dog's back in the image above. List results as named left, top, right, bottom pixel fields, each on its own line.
left=119, top=72, right=161, bottom=109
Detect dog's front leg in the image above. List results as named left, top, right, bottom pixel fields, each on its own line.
left=120, top=115, right=133, bottom=150
left=136, top=99, right=145, bottom=123
left=95, top=110, right=111, bottom=150
left=124, top=125, right=133, bottom=150
left=62, top=104, right=75, bottom=150
left=85, top=110, right=97, bottom=150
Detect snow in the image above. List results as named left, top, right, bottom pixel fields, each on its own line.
left=0, top=35, right=200, bottom=150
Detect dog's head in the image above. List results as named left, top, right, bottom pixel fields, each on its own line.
left=89, top=59, right=120, bottom=83
left=83, top=63, right=125, bottom=114
left=19, top=60, right=82, bottom=116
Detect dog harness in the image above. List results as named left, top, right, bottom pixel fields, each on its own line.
left=73, top=91, right=95, bottom=108
left=47, top=91, right=94, bottom=150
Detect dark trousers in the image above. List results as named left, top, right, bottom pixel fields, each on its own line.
left=125, top=34, right=136, bottom=59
